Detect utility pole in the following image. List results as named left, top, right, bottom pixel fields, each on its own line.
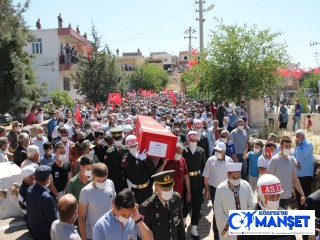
left=310, top=42, right=320, bottom=66
left=196, top=0, right=205, bottom=53
left=184, top=26, right=196, bottom=53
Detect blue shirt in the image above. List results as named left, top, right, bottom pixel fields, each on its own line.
left=48, top=118, right=57, bottom=137
left=293, top=139, right=314, bottom=177
left=294, top=103, right=302, bottom=117
left=230, top=128, right=248, bottom=154
left=40, top=154, right=56, bottom=165
left=247, top=151, right=261, bottom=177
left=213, top=140, right=236, bottom=159
left=93, top=210, right=141, bottom=240
left=226, top=113, right=237, bottom=126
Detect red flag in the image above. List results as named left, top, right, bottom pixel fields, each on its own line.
left=108, top=93, right=122, bottom=105
left=75, top=107, right=82, bottom=124
left=95, top=102, right=98, bottom=110
left=170, top=91, right=176, bottom=105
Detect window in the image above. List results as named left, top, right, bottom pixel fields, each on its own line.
left=63, top=77, right=71, bottom=91
left=183, top=56, right=188, bottom=60
left=32, top=38, right=42, bottom=54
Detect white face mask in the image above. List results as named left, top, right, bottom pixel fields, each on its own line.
left=48, top=149, right=53, bottom=155
left=117, top=215, right=129, bottom=225
left=220, top=137, right=227, bottom=144
left=161, top=188, right=173, bottom=201
left=82, top=118, right=86, bottom=122
left=253, top=147, right=261, bottom=154
left=228, top=113, right=232, bottom=117
left=282, top=148, right=291, bottom=156
left=95, top=180, right=107, bottom=189
left=129, top=148, right=138, bottom=157
left=59, top=122, right=64, bottom=127
left=265, top=199, right=280, bottom=210
left=75, top=128, right=80, bottom=133
left=238, top=125, right=244, bottom=130
left=61, top=136, right=68, bottom=142
left=195, top=113, right=200, bottom=118
left=86, top=129, right=92, bottom=134
left=37, top=133, right=43, bottom=138
left=58, top=154, right=66, bottom=162
left=84, top=170, right=92, bottom=177
left=229, top=178, right=240, bottom=186
left=98, top=139, right=105, bottom=145
left=174, top=153, right=182, bottom=161
left=189, top=142, right=197, bottom=149
left=89, top=150, right=95, bottom=156
left=114, top=140, right=122, bottom=147
left=67, top=118, right=72, bottom=122
left=215, top=152, right=223, bottom=159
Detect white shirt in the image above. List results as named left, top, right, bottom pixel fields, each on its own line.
left=0, top=149, right=9, bottom=162
left=202, top=155, right=233, bottom=188
left=52, top=124, right=73, bottom=139
left=32, top=136, right=48, bottom=157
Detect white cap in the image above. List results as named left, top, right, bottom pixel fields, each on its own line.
left=123, top=124, right=133, bottom=132
left=125, top=135, right=138, bottom=146
left=214, top=142, right=226, bottom=151
left=187, top=131, right=199, bottom=140
left=193, top=119, right=203, bottom=128
left=257, top=174, right=283, bottom=195
left=21, top=165, right=36, bottom=178
left=295, top=129, right=305, bottom=135
left=226, top=163, right=242, bottom=172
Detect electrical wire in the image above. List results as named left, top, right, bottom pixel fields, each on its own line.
left=109, top=4, right=195, bottom=45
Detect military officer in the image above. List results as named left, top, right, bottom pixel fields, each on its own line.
left=104, top=127, right=128, bottom=193
left=182, top=131, right=206, bottom=240
left=123, top=135, right=155, bottom=205
left=139, top=170, right=186, bottom=240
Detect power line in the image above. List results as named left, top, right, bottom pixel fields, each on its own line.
left=109, top=4, right=195, bottom=45
left=184, top=26, right=196, bottom=53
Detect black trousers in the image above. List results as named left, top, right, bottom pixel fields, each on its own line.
left=279, top=121, right=288, bottom=130
left=183, top=176, right=202, bottom=225
left=295, top=176, right=313, bottom=210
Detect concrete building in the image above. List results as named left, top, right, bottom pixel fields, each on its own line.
left=147, top=52, right=177, bottom=70
left=24, top=27, right=91, bottom=100
left=116, top=50, right=145, bottom=71
left=179, top=51, right=190, bottom=68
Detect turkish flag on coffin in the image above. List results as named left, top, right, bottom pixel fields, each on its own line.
left=136, top=116, right=177, bottom=160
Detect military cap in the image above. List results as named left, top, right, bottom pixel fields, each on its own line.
left=110, top=127, right=123, bottom=138
left=35, top=165, right=52, bottom=181
left=151, top=170, right=175, bottom=188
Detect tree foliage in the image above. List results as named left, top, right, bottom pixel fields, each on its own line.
left=0, top=0, right=47, bottom=114
left=302, top=73, right=320, bottom=94
left=50, top=89, right=75, bottom=109
left=183, top=23, right=290, bottom=103
left=71, top=26, right=126, bottom=104
left=129, top=63, right=169, bottom=92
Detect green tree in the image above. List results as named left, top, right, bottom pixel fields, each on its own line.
left=129, top=63, right=169, bottom=92
left=191, top=23, right=290, bottom=103
left=71, top=26, right=126, bottom=104
left=0, top=0, right=47, bottom=114
left=50, top=89, right=75, bottom=109
left=302, top=73, right=320, bottom=94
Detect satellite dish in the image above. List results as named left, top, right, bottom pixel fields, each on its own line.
left=206, top=4, right=214, bottom=11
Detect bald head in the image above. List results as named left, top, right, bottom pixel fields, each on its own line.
left=57, top=194, right=77, bottom=223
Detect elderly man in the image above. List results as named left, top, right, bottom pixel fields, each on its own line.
left=13, top=132, right=29, bottom=167
left=32, top=126, right=48, bottom=157
left=19, top=165, right=36, bottom=216
left=214, top=130, right=237, bottom=162
left=0, top=137, right=9, bottom=162
left=139, top=170, right=186, bottom=240
left=293, top=129, right=314, bottom=210
left=51, top=194, right=81, bottom=240
left=21, top=145, right=40, bottom=168
left=214, top=163, right=254, bottom=240
left=93, top=189, right=153, bottom=240
left=267, top=137, right=305, bottom=209
left=182, top=131, right=206, bottom=239
left=230, top=118, right=248, bottom=179
left=26, top=165, right=58, bottom=240
left=222, top=116, right=233, bottom=132
left=203, top=142, right=234, bottom=240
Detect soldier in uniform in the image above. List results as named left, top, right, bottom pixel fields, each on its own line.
left=104, top=127, right=128, bottom=193
left=193, top=119, right=209, bottom=160
left=182, top=131, right=206, bottom=240
left=123, top=135, right=155, bottom=205
left=139, top=170, right=186, bottom=240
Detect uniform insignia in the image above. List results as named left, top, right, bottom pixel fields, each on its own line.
left=155, top=213, right=160, bottom=218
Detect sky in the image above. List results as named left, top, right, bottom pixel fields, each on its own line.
left=14, top=0, right=320, bottom=68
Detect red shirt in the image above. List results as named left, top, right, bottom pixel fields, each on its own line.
left=163, top=157, right=189, bottom=197
left=24, top=112, right=37, bottom=126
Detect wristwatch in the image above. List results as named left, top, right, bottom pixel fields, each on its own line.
left=135, top=216, right=143, bottom=224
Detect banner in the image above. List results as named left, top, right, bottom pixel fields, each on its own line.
left=108, top=92, right=122, bottom=105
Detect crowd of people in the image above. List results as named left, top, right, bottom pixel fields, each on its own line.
left=0, top=92, right=319, bottom=240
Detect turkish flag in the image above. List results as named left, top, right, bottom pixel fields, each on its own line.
left=75, top=107, right=82, bottom=124
left=108, top=93, right=122, bottom=105
left=170, top=91, right=176, bottom=105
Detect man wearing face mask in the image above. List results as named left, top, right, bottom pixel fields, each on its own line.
left=32, top=126, right=48, bottom=158
left=70, top=132, right=85, bottom=174
left=207, top=119, right=221, bottom=157
left=105, top=127, right=129, bottom=193
left=52, top=116, right=73, bottom=140
left=214, top=163, right=254, bottom=240
left=48, top=111, right=58, bottom=142
left=84, top=122, right=95, bottom=141
left=293, top=129, right=314, bottom=210
left=78, top=163, right=115, bottom=240
left=51, top=194, right=81, bottom=240
left=239, top=174, right=296, bottom=240
left=93, top=188, right=153, bottom=240
left=230, top=119, right=248, bottom=180
left=68, top=156, right=93, bottom=201
left=225, top=108, right=236, bottom=128
left=48, top=142, right=72, bottom=201
left=139, top=170, right=186, bottom=240
left=182, top=131, right=206, bottom=239
left=124, top=135, right=155, bottom=205
left=267, top=137, right=305, bottom=209
left=92, top=130, right=108, bottom=163
left=57, top=127, right=74, bottom=164
left=21, top=145, right=41, bottom=168
left=26, top=165, right=58, bottom=240
left=160, top=114, right=172, bottom=131
left=13, top=132, right=29, bottom=167
left=193, top=119, right=209, bottom=160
